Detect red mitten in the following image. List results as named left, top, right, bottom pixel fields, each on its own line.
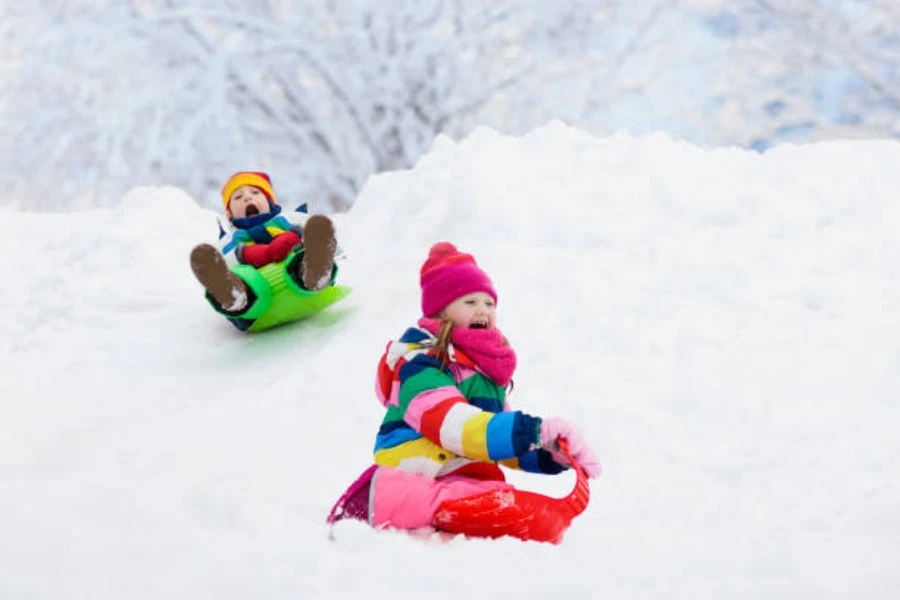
left=268, top=231, right=302, bottom=263
left=240, top=243, right=273, bottom=268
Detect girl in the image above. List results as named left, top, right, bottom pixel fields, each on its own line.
left=328, top=242, right=600, bottom=537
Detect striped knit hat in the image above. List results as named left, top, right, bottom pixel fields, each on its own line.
left=420, top=242, right=498, bottom=317
left=221, top=171, right=276, bottom=209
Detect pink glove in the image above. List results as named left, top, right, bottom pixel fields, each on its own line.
left=540, top=417, right=602, bottom=478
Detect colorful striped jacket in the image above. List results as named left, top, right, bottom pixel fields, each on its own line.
left=374, top=326, right=566, bottom=479
left=217, top=210, right=309, bottom=268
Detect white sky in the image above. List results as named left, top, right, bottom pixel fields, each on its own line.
left=2, top=123, right=899, bottom=599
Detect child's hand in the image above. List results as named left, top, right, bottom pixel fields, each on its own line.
left=238, top=243, right=273, bottom=268
left=268, top=231, right=301, bottom=263
left=540, top=417, right=602, bottom=478
left=236, top=231, right=302, bottom=268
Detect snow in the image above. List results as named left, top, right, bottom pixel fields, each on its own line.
left=2, top=122, right=900, bottom=598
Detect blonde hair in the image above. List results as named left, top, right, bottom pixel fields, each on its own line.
left=433, top=318, right=455, bottom=368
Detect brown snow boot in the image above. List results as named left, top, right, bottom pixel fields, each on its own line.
left=190, top=243, right=248, bottom=311
left=298, top=215, right=337, bottom=291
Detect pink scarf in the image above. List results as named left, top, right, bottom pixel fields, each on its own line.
left=417, top=318, right=517, bottom=386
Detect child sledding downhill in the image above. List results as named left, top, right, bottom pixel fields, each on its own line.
left=190, top=171, right=350, bottom=332
left=327, top=242, right=601, bottom=544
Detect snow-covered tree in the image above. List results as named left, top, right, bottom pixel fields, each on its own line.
left=495, top=0, right=900, bottom=151
left=0, top=0, right=610, bottom=211
left=690, top=0, right=900, bottom=149
left=3, top=1, right=898, bottom=212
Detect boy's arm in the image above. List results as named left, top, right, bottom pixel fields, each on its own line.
left=215, top=219, right=243, bottom=268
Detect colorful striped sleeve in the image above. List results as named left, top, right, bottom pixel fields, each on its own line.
left=220, top=229, right=252, bottom=265
left=397, top=354, right=540, bottom=461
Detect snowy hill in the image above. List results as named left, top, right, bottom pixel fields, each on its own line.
left=3, top=122, right=900, bottom=599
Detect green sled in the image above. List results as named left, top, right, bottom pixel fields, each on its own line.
left=207, top=250, right=350, bottom=332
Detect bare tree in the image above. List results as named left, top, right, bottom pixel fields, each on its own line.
left=3, top=1, right=897, bottom=212
left=523, top=0, right=900, bottom=150
left=0, top=0, right=608, bottom=211
left=706, top=0, right=900, bottom=148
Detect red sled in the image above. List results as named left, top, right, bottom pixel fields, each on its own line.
left=433, top=439, right=591, bottom=544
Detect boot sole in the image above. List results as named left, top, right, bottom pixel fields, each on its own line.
left=190, top=244, right=247, bottom=310
left=301, top=215, right=337, bottom=291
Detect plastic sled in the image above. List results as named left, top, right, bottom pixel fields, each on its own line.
left=218, top=253, right=350, bottom=332
left=433, top=439, right=591, bottom=544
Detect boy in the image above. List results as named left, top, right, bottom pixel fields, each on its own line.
left=190, top=171, right=339, bottom=330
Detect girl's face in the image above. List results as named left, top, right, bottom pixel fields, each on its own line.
left=440, top=292, right=496, bottom=330
left=228, top=185, right=270, bottom=219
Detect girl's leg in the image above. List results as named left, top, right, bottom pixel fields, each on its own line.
left=370, top=467, right=512, bottom=530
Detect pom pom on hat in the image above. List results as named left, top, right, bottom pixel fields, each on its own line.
left=420, top=242, right=498, bottom=317
left=221, top=171, right=276, bottom=209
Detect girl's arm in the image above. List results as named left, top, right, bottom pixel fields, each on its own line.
left=397, top=353, right=539, bottom=462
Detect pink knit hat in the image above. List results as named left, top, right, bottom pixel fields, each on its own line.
left=420, top=242, right=498, bottom=317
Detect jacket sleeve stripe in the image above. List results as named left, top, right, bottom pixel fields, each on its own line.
left=405, top=386, right=460, bottom=431
left=485, top=411, right=517, bottom=460
left=460, top=411, right=493, bottom=461
left=438, top=402, right=484, bottom=456
left=420, top=397, right=466, bottom=444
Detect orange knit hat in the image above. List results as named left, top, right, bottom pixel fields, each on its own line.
left=221, top=171, right=276, bottom=209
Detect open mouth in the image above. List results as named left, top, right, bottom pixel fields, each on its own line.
left=470, top=322, right=488, bottom=329
left=245, top=205, right=260, bottom=217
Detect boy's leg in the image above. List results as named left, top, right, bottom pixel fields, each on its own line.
left=295, top=215, right=336, bottom=291
left=189, top=244, right=248, bottom=311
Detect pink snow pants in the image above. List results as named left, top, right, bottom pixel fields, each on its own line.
left=370, top=467, right=513, bottom=530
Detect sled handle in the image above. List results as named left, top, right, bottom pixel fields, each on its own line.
left=556, top=437, right=591, bottom=518
left=556, top=438, right=585, bottom=476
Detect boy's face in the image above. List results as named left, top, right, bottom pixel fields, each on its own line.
left=228, top=185, right=271, bottom=219
left=439, top=292, right=496, bottom=330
